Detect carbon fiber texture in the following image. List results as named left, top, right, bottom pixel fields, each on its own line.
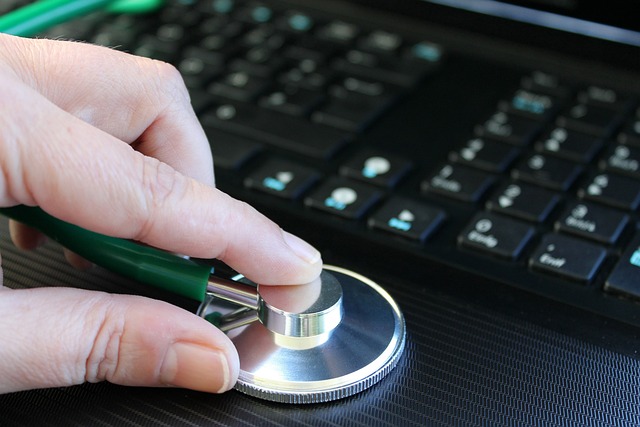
left=1, top=219, right=640, bottom=426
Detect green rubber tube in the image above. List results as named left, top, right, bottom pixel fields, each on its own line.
left=0, top=0, right=163, bottom=37
left=0, top=206, right=212, bottom=302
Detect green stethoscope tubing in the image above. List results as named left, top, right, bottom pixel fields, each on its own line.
left=1, top=205, right=213, bottom=302
left=0, top=0, right=163, bottom=37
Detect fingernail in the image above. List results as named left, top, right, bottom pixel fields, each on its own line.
left=161, top=342, right=233, bottom=393
left=283, top=231, right=321, bottom=264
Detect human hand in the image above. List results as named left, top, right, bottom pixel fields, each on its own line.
left=0, top=34, right=322, bottom=394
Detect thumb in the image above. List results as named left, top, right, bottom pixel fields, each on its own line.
left=0, top=287, right=239, bottom=394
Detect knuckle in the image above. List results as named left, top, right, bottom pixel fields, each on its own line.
left=134, top=156, right=186, bottom=241
left=82, top=294, right=124, bottom=383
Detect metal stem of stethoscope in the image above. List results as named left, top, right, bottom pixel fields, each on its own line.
left=199, top=270, right=344, bottom=338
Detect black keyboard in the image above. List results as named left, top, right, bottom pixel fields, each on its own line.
left=8, top=0, right=640, bottom=327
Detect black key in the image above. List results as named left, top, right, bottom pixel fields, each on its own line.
left=258, top=86, right=325, bottom=116
left=475, top=111, right=543, bottom=146
left=520, top=71, right=572, bottom=98
left=500, top=89, right=560, bottom=120
left=340, top=149, right=412, bottom=188
left=239, top=25, right=279, bottom=47
left=244, top=159, right=320, bottom=200
left=449, top=137, right=520, bottom=173
left=556, top=101, right=625, bottom=137
left=331, top=49, right=433, bottom=87
left=486, top=181, right=560, bottom=223
left=511, top=153, right=583, bottom=191
left=315, top=20, right=360, bottom=44
left=276, top=11, right=315, bottom=33
left=578, top=172, right=640, bottom=211
left=178, top=46, right=226, bottom=89
left=458, top=212, right=535, bottom=260
left=200, top=102, right=349, bottom=159
left=369, top=197, right=446, bottom=242
left=304, top=177, right=382, bottom=219
left=205, top=127, right=263, bottom=170
left=578, top=85, right=633, bottom=110
left=208, top=71, right=272, bottom=102
left=311, top=78, right=398, bottom=132
left=404, top=40, right=443, bottom=64
left=555, top=201, right=629, bottom=245
left=357, top=30, right=403, bottom=55
left=604, top=232, right=640, bottom=298
left=618, top=113, right=640, bottom=146
left=228, top=47, right=287, bottom=78
left=529, top=233, right=607, bottom=283
left=236, top=3, right=274, bottom=24
left=278, top=64, right=333, bottom=91
left=133, top=35, right=179, bottom=62
left=535, top=126, right=604, bottom=163
left=600, top=144, right=640, bottom=179
left=422, top=164, right=496, bottom=203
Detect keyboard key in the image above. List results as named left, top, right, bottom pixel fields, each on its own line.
left=368, top=197, right=446, bottom=242
left=486, top=181, right=560, bottom=223
left=244, top=158, right=320, bottom=199
left=604, top=232, right=640, bottom=299
left=315, top=20, right=360, bottom=44
left=276, top=11, right=315, bottom=33
left=458, top=212, right=535, bottom=260
left=259, top=86, right=325, bottom=116
left=475, top=111, right=543, bottom=146
left=357, top=30, right=403, bottom=55
left=529, top=233, right=607, bottom=283
left=534, top=126, right=604, bottom=163
left=332, top=49, right=433, bottom=87
left=618, top=112, right=640, bottom=146
left=311, top=78, right=399, bottom=132
left=304, top=177, right=382, bottom=219
left=340, top=149, right=412, bottom=188
left=500, top=89, right=560, bottom=120
left=204, top=127, right=263, bottom=170
left=578, top=85, right=633, bottom=110
left=555, top=201, right=629, bottom=245
left=422, top=164, right=496, bottom=203
left=578, top=172, right=640, bottom=211
left=520, top=70, right=572, bottom=98
left=200, top=102, right=349, bottom=159
left=511, top=153, right=583, bottom=191
left=208, top=71, right=272, bottom=102
left=600, top=144, right=640, bottom=179
left=449, top=137, right=519, bottom=173
left=178, top=46, right=226, bottom=89
left=556, top=101, right=625, bottom=137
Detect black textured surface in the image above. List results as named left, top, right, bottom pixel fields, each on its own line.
left=2, top=220, right=640, bottom=426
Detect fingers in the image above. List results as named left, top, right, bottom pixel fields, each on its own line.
left=0, top=35, right=322, bottom=285
left=0, top=34, right=214, bottom=185
left=0, top=287, right=239, bottom=394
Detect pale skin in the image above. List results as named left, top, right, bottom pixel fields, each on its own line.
left=0, top=34, right=323, bottom=394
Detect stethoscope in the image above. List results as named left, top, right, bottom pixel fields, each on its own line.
left=0, top=1, right=406, bottom=404
left=0, top=206, right=406, bottom=403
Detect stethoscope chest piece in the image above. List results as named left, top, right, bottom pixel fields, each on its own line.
left=201, top=265, right=406, bottom=404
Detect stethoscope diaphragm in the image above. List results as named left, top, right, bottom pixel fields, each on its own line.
left=198, top=265, right=406, bottom=404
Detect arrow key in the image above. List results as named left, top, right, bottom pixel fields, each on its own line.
left=368, top=196, right=446, bottom=242
left=486, top=181, right=560, bottom=223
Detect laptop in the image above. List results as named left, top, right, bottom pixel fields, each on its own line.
left=2, top=0, right=640, bottom=424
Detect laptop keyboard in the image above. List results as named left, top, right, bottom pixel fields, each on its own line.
left=6, top=0, right=640, bottom=326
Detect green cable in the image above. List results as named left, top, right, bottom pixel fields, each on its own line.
left=0, top=0, right=163, bottom=37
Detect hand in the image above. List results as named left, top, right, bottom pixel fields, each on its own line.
left=0, top=34, right=322, bottom=394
